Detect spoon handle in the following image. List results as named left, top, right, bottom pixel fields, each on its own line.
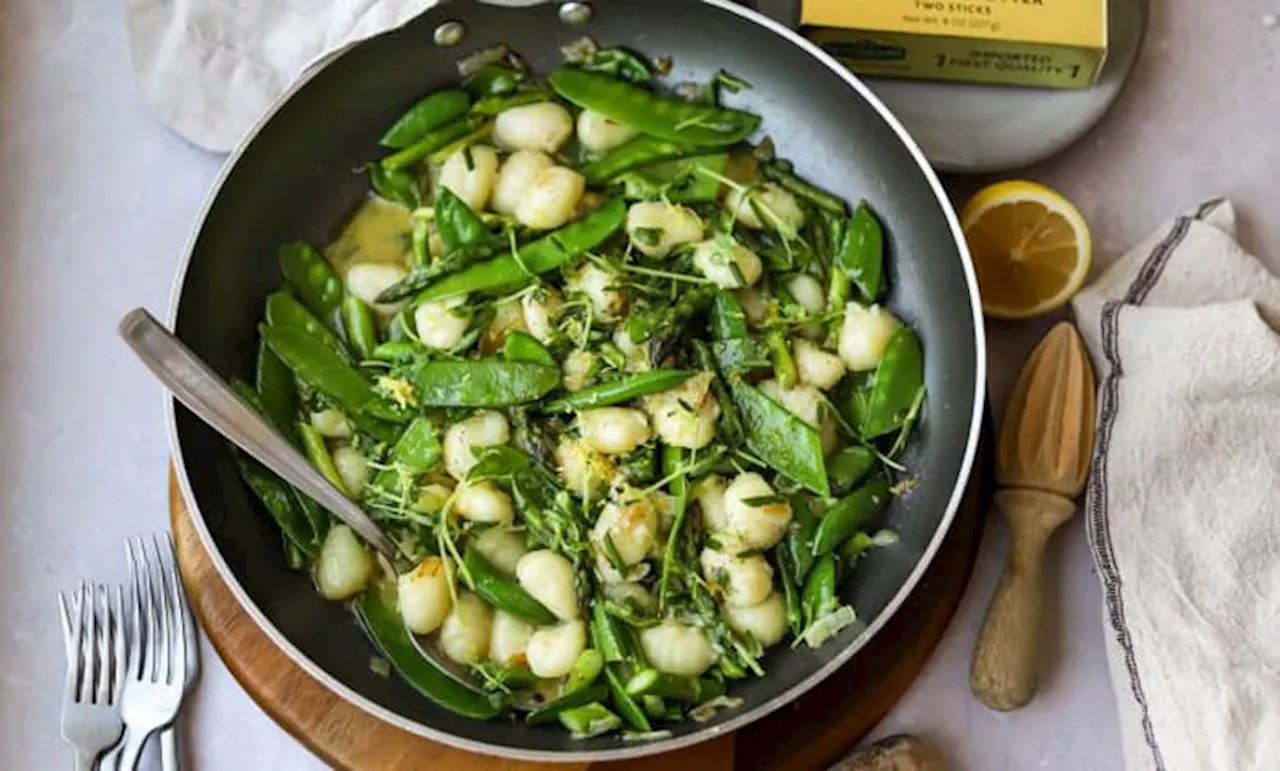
left=969, top=487, right=1076, bottom=711
left=119, top=308, right=400, bottom=562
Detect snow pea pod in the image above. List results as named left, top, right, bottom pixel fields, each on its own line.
left=381, top=116, right=474, bottom=171
left=371, top=340, right=420, bottom=364
left=580, top=135, right=699, bottom=185
left=368, top=164, right=422, bottom=209
left=341, top=296, right=379, bottom=360
left=502, top=331, right=555, bottom=366
left=260, top=324, right=397, bottom=442
left=558, top=703, right=620, bottom=737
left=728, top=377, right=829, bottom=496
left=463, top=547, right=557, bottom=625
left=279, top=242, right=342, bottom=329
left=591, top=599, right=631, bottom=664
left=434, top=186, right=488, bottom=251
left=380, top=89, right=471, bottom=149
left=525, top=683, right=610, bottom=725
left=709, top=337, right=770, bottom=375
left=835, top=202, right=884, bottom=305
left=356, top=582, right=505, bottom=720
left=692, top=341, right=745, bottom=444
left=232, top=452, right=319, bottom=557
left=566, top=650, right=605, bottom=695
left=812, top=475, right=892, bottom=556
left=264, top=290, right=351, bottom=362
left=463, top=65, right=525, bottom=97
left=549, top=68, right=760, bottom=147
left=373, top=416, right=440, bottom=492
left=862, top=326, right=925, bottom=439
left=709, top=289, right=749, bottom=341
left=542, top=369, right=694, bottom=413
left=414, top=199, right=627, bottom=301
left=255, top=337, right=298, bottom=438
left=410, top=359, right=561, bottom=407
left=774, top=546, right=803, bottom=637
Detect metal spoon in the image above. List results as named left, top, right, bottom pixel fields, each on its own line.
left=118, top=308, right=483, bottom=692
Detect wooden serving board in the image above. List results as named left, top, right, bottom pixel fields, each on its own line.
left=169, top=439, right=988, bottom=771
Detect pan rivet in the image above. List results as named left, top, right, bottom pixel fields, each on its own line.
left=559, top=2, right=593, bottom=25
left=434, top=21, right=466, bottom=47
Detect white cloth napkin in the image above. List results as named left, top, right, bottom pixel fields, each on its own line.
left=1072, top=199, right=1280, bottom=771
left=126, top=0, right=435, bottom=152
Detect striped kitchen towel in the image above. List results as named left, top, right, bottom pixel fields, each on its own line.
left=1072, top=199, right=1280, bottom=771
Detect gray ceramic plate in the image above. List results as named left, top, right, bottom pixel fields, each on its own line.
left=753, top=0, right=1149, bottom=173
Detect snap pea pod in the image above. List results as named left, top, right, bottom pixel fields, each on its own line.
left=410, top=359, right=561, bottom=407
left=784, top=496, right=819, bottom=587
left=861, top=326, right=925, bottom=439
left=728, top=377, right=829, bottom=496
left=623, top=669, right=725, bottom=703
left=525, top=683, right=610, bottom=725
left=801, top=553, right=838, bottom=627
left=502, top=331, right=555, bottom=366
left=657, top=445, right=689, bottom=611
left=372, top=416, right=441, bottom=491
left=549, top=68, right=760, bottom=147
left=566, top=649, right=605, bottom=694
left=261, top=323, right=397, bottom=442
left=341, top=296, right=379, bottom=360
left=692, top=341, right=744, bottom=444
left=381, top=116, right=474, bottom=171
left=462, top=547, right=557, bottom=625
left=614, top=153, right=728, bottom=203
left=371, top=340, right=420, bottom=364
left=760, top=163, right=849, bottom=218
left=232, top=446, right=320, bottom=557
left=356, top=583, right=505, bottom=720
left=279, top=242, right=343, bottom=329
left=558, top=703, right=621, bottom=738
left=574, top=46, right=654, bottom=83
left=414, top=199, right=627, bottom=301
left=470, top=89, right=554, bottom=116
left=709, top=337, right=770, bottom=374
left=264, top=291, right=351, bottom=362
left=380, top=89, right=471, bottom=149
left=642, top=694, right=666, bottom=720
left=297, top=422, right=349, bottom=496
left=375, top=243, right=499, bottom=304
left=368, top=164, right=422, bottom=209
left=827, top=445, right=877, bottom=496
left=604, top=665, right=652, bottom=732
left=812, top=476, right=892, bottom=556
left=543, top=369, right=692, bottom=413
left=255, top=337, right=298, bottom=438
left=838, top=531, right=877, bottom=562
left=764, top=326, right=797, bottom=388
left=581, top=135, right=700, bottom=185
left=591, top=600, right=632, bottom=665
left=435, top=186, right=488, bottom=251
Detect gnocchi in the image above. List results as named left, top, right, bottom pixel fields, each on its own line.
left=438, top=144, right=500, bottom=212
left=578, top=407, right=652, bottom=456
left=592, top=496, right=661, bottom=567
left=438, top=591, right=493, bottom=665
left=638, top=620, right=718, bottom=677
left=793, top=338, right=847, bottom=391
left=642, top=372, right=720, bottom=450
left=525, top=620, right=588, bottom=679
left=568, top=263, right=628, bottom=320
left=345, top=263, right=409, bottom=316
left=692, top=237, right=764, bottom=289
left=515, top=550, right=580, bottom=621
left=468, top=527, right=528, bottom=576
left=398, top=556, right=453, bottom=635
left=489, top=610, right=536, bottom=668
left=453, top=480, right=515, bottom=525
left=838, top=302, right=902, bottom=371
left=315, top=524, right=374, bottom=601
left=725, top=182, right=806, bottom=234
left=721, top=472, right=793, bottom=550
left=577, top=109, right=639, bottom=154
left=443, top=410, right=510, bottom=481
left=625, top=202, right=704, bottom=258
left=515, top=166, right=586, bottom=231
left=414, top=295, right=472, bottom=351
left=494, top=102, right=574, bottom=153
left=332, top=446, right=371, bottom=498
left=492, top=150, right=554, bottom=216
left=723, top=592, right=788, bottom=648
left=700, top=547, right=774, bottom=608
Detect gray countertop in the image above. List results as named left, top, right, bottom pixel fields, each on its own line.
left=1, top=1, right=1276, bottom=769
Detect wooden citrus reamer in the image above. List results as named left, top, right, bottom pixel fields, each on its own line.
left=970, top=322, right=1096, bottom=711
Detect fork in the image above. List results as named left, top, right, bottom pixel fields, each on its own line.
left=158, top=545, right=200, bottom=771
left=59, top=582, right=126, bottom=770
left=115, top=535, right=189, bottom=771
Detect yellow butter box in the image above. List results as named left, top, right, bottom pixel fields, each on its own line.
left=801, top=0, right=1108, bottom=89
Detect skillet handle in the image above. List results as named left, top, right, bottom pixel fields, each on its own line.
left=119, top=308, right=401, bottom=563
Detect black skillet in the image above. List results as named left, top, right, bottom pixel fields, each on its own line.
left=167, top=0, right=986, bottom=760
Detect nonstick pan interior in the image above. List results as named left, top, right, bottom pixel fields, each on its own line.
left=169, top=0, right=984, bottom=759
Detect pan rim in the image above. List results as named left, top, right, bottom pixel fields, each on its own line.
left=167, top=0, right=987, bottom=762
